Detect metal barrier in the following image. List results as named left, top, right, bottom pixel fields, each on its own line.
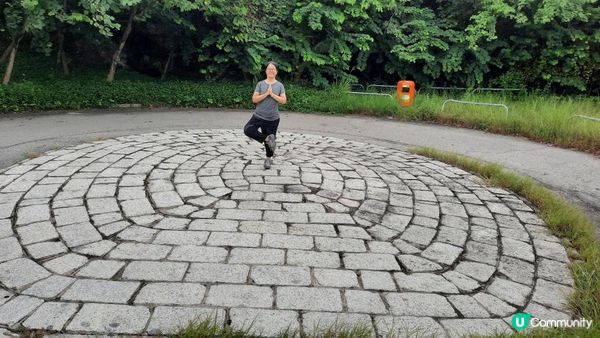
left=441, top=99, right=509, bottom=115
left=419, top=86, right=524, bottom=94
left=348, top=91, right=393, bottom=98
left=473, top=88, right=523, bottom=93
left=357, top=83, right=525, bottom=93
left=366, top=84, right=396, bottom=91
left=427, top=86, right=467, bottom=91
left=574, top=115, right=600, bottom=122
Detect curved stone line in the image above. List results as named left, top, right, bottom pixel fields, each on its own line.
left=0, top=130, right=574, bottom=336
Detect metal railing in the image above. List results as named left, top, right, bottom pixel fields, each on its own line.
left=347, top=91, right=393, bottom=98
left=359, top=84, right=524, bottom=94
left=441, top=99, right=509, bottom=115
left=366, top=84, right=396, bottom=91
left=420, top=86, right=524, bottom=94
left=473, top=87, right=523, bottom=93
left=573, top=115, right=600, bottom=122
left=348, top=83, right=525, bottom=106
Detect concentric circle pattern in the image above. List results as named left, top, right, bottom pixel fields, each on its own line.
left=0, top=130, right=574, bottom=337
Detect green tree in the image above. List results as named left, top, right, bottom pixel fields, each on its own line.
left=81, top=0, right=200, bottom=82
left=2, top=0, right=64, bottom=85
left=463, top=0, right=599, bottom=91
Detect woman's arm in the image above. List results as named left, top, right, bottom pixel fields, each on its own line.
left=252, top=90, right=270, bottom=104
left=270, top=92, right=287, bottom=104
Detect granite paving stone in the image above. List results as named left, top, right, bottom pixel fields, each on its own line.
left=287, top=249, right=340, bottom=268
left=394, top=272, right=459, bottom=293
left=66, top=303, right=150, bottom=334
left=61, top=279, right=140, bottom=303
left=122, top=261, right=188, bottom=281
left=76, top=260, right=125, bottom=279
left=277, top=287, right=342, bottom=311
left=447, top=295, right=490, bottom=318
left=0, top=237, right=23, bottom=263
left=472, top=293, right=516, bottom=317
left=314, top=268, right=359, bottom=288
left=344, top=253, right=401, bottom=270
left=108, top=243, right=171, bottom=260
left=397, top=255, right=442, bottom=272
left=304, top=312, right=373, bottom=335
left=43, top=253, right=88, bottom=274
left=185, top=263, right=249, bottom=283
left=441, top=319, right=512, bottom=338
left=345, top=290, right=387, bottom=314
left=251, top=265, right=311, bottom=286
left=16, top=222, right=59, bottom=245
left=22, top=302, right=79, bottom=331
left=531, top=279, right=573, bottom=311
left=0, top=258, right=51, bottom=289
left=230, top=308, right=299, bottom=337
left=385, top=292, right=457, bottom=317
left=360, top=271, right=397, bottom=291
left=487, top=277, right=531, bottom=307
left=420, top=242, right=463, bottom=265
left=133, top=282, right=206, bottom=305
left=375, top=315, right=445, bottom=337
left=0, top=295, right=44, bottom=326
left=205, top=285, right=272, bottom=308
left=146, top=306, right=225, bottom=335
left=537, top=258, right=574, bottom=286
left=22, top=275, right=76, bottom=298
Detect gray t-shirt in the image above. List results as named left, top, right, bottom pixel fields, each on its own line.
left=254, top=80, right=285, bottom=121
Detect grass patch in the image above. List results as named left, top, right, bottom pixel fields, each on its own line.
left=172, top=317, right=377, bottom=338
left=23, top=151, right=43, bottom=159
left=1, top=54, right=599, bottom=154
left=410, top=147, right=600, bottom=337
left=173, top=317, right=253, bottom=338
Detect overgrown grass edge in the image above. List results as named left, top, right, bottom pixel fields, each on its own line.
left=410, top=147, right=600, bottom=337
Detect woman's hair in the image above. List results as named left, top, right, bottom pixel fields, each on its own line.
left=266, top=61, right=278, bottom=69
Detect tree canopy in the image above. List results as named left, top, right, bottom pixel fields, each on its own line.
left=1, top=0, right=598, bottom=92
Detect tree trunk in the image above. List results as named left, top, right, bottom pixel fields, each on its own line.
left=0, top=42, right=13, bottom=64
left=2, top=46, right=17, bottom=85
left=107, top=7, right=137, bottom=82
left=56, top=29, right=70, bottom=76
left=2, top=24, right=25, bottom=64
left=161, top=51, right=174, bottom=80
left=56, top=30, right=63, bottom=64
left=2, top=32, right=24, bottom=85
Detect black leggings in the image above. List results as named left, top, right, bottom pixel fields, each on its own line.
left=243, top=115, right=280, bottom=158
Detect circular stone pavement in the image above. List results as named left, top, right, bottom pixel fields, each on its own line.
left=0, top=130, right=575, bottom=337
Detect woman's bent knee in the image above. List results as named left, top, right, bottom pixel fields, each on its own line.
left=243, top=124, right=253, bottom=137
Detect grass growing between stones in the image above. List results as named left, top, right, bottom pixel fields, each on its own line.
left=172, top=318, right=376, bottom=338
left=411, top=147, right=600, bottom=338
left=172, top=317, right=251, bottom=338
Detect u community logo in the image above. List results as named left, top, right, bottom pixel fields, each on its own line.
left=511, top=313, right=593, bottom=331
left=512, top=313, right=532, bottom=331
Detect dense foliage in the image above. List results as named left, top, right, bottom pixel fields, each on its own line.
left=1, top=0, right=599, bottom=92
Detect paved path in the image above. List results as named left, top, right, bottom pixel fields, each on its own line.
left=0, top=126, right=576, bottom=337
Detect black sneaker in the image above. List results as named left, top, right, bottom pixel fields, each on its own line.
left=263, top=158, right=272, bottom=169
left=265, top=134, right=277, bottom=153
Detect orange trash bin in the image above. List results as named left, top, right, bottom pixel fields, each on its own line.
left=397, top=80, right=415, bottom=107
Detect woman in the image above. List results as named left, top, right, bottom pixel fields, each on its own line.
left=243, top=62, right=287, bottom=169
